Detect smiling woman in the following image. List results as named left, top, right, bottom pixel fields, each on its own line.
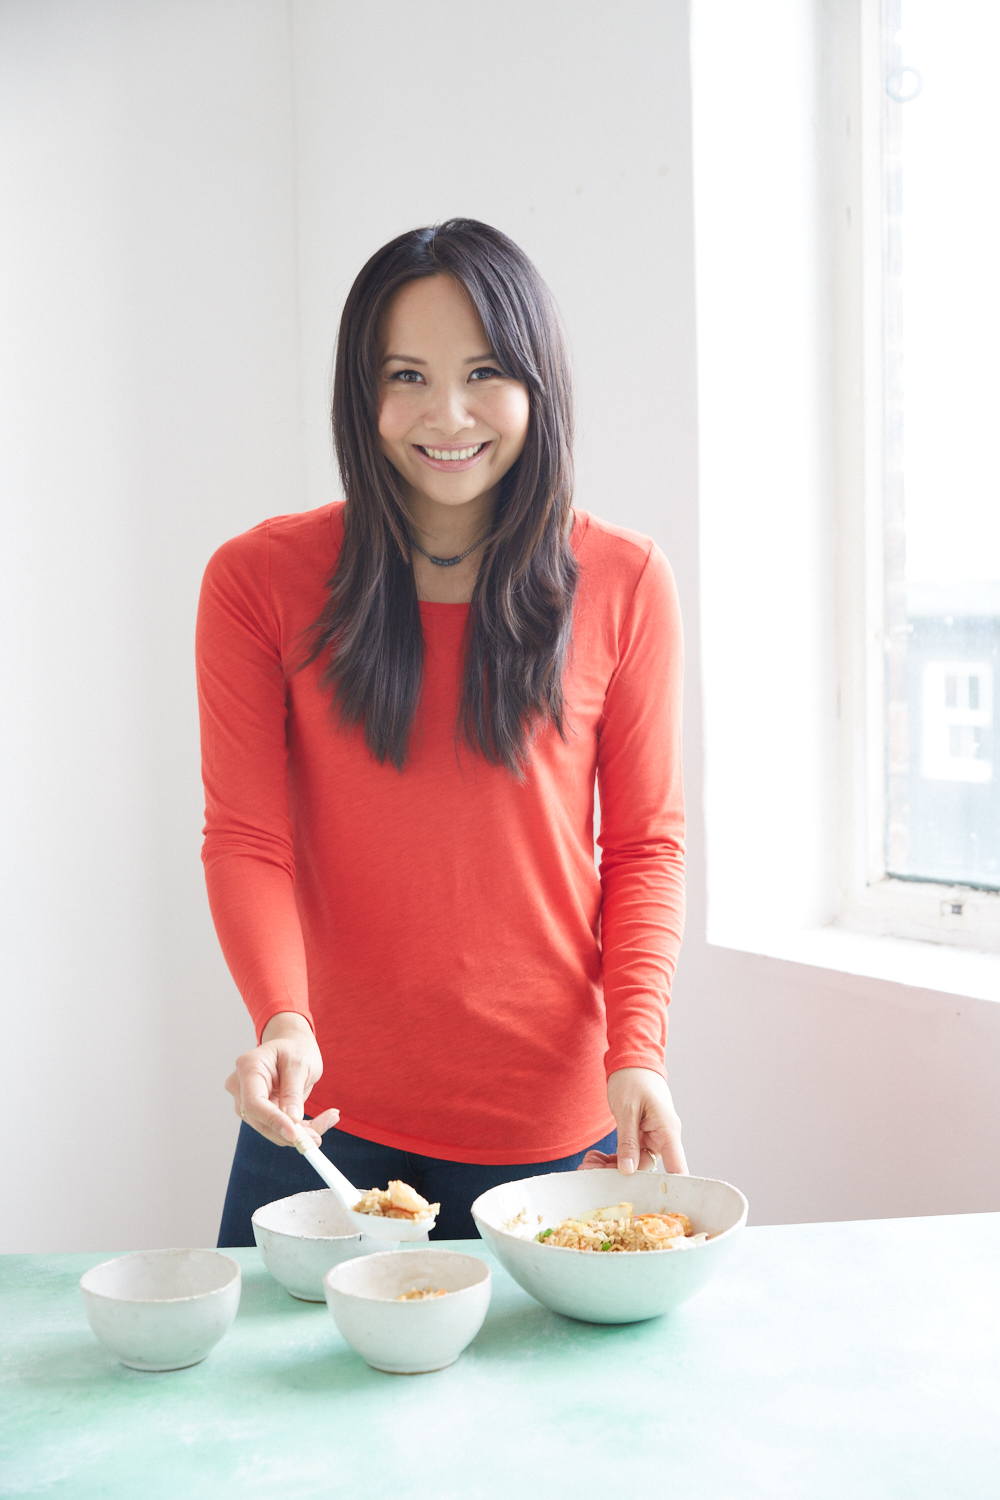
left=379, top=276, right=529, bottom=509
left=312, top=222, right=578, bottom=772
left=196, top=220, right=687, bottom=1246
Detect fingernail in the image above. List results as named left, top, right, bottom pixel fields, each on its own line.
left=619, top=1157, right=636, bottom=1175
left=287, top=1105, right=302, bottom=1123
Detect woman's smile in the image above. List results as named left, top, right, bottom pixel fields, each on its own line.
left=413, top=440, right=491, bottom=471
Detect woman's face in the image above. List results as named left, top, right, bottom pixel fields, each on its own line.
left=377, top=274, right=530, bottom=511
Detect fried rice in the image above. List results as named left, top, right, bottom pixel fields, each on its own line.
left=352, top=1179, right=440, bottom=1222
left=535, top=1202, right=710, bottom=1252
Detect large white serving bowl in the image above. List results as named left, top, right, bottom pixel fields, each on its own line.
left=252, top=1189, right=395, bottom=1302
left=324, top=1249, right=491, bottom=1374
left=472, top=1169, right=747, bottom=1325
left=80, top=1249, right=241, bottom=1371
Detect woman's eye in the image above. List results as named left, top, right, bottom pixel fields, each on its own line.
left=469, top=366, right=503, bottom=381
left=389, top=369, right=424, bottom=384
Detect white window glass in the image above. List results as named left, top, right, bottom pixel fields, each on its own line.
left=882, top=0, right=1000, bottom=890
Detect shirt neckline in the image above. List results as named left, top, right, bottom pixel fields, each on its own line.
left=325, top=504, right=587, bottom=604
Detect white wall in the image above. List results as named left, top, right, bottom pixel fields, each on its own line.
left=2, top=0, right=997, bottom=1253
left=693, top=0, right=839, bottom=943
left=0, top=0, right=301, bottom=1251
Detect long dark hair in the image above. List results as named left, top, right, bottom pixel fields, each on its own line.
left=304, top=218, right=578, bottom=774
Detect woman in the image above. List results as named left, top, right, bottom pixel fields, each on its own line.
left=196, top=219, right=687, bottom=1245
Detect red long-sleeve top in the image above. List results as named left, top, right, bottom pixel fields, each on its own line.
left=196, top=503, right=684, bottom=1164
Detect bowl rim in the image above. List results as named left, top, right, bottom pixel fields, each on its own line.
left=323, top=1247, right=492, bottom=1303
left=471, top=1170, right=749, bottom=1257
left=252, top=1188, right=362, bottom=1244
left=79, top=1248, right=241, bottom=1305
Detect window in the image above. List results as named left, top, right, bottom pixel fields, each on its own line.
left=840, top=0, right=1000, bottom=950
left=879, top=0, right=1000, bottom=901
left=691, top=0, right=1000, bottom=971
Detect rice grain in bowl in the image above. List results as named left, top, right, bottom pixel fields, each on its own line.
left=472, top=1169, right=747, bottom=1324
left=324, top=1249, right=491, bottom=1373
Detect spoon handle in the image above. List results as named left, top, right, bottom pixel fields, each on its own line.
left=292, top=1131, right=360, bottom=1212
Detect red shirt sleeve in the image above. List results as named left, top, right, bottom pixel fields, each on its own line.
left=195, top=525, right=314, bottom=1042
left=596, top=543, right=686, bottom=1079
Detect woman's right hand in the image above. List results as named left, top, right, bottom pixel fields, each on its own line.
left=225, top=1011, right=340, bottom=1148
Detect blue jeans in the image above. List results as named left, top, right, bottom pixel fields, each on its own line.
left=218, top=1123, right=618, bottom=1245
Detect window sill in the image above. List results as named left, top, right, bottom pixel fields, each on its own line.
left=707, top=924, right=1000, bottom=1004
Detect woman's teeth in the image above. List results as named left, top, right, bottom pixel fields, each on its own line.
left=419, top=444, right=485, bottom=461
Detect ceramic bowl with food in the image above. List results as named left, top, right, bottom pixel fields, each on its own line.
left=252, top=1189, right=390, bottom=1301
left=472, top=1169, right=747, bottom=1325
left=80, top=1248, right=241, bottom=1371
left=324, top=1248, right=491, bottom=1374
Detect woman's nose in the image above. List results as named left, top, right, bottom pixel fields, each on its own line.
left=423, top=383, right=477, bottom=436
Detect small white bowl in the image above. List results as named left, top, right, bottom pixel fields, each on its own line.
left=472, top=1169, right=747, bottom=1324
left=80, top=1248, right=241, bottom=1371
left=324, top=1249, right=491, bottom=1374
left=252, top=1189, right=392, bottom=1301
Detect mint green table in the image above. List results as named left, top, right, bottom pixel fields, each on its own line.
left=3, top=1216, right=998, bottom=1499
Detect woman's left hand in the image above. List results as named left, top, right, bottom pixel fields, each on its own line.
left=580, top=1066, right=688, bottom=1175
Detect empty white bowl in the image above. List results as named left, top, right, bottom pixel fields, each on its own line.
left=80, top=1248, right=241, bottom=1371
left=324, top=1249, right=491, bottom=1374
left=252, top=1189, right=393, bottom=1302
left=472, top=1169, right=747, bottom=1324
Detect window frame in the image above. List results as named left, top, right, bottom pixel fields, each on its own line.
left=837, top=0, right=1000, bottom=953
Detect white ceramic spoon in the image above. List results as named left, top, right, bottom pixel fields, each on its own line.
left=291, top=1128, right=435, bottom=1241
